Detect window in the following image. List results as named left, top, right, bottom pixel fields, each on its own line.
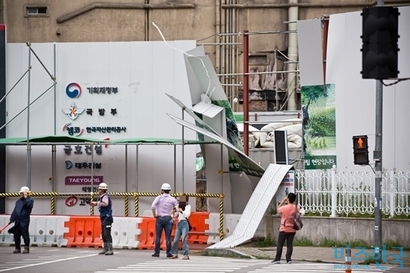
left=26, top=7, right=47, bottom=16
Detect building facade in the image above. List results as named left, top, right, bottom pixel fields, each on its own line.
left=3, top=0, right=407, bottom=111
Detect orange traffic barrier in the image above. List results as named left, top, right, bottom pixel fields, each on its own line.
left=137, top=217, right=156, bottom=250
left=187, top=212, right=210, bottom=245
left=138, top=217, right=178, bottom=250
left=63, top=216, right=102, bottom=248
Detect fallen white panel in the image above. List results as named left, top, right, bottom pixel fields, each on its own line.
left=207, top=163, right=293, bottom=249
left=192, top=101, right=224, bottom=118
left=166, top=93, right=221, bottom=136
left=167, top=113, right=265, bottom=177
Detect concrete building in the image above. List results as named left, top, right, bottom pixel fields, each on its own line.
left=2, top=0, right=408, bottom=111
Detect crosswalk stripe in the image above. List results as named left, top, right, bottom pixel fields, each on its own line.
left=94, top=257, right=395, bottom=273
left=95, top=256, right=268, bottom=273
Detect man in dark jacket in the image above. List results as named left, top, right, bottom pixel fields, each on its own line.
left=9, top=186, right=34, bottom=254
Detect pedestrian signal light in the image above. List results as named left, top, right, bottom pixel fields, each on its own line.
left=353, top=135, right=369, bottom=165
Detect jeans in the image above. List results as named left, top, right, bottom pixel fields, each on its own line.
left=274, top=231, right=296, bottom=262
left=171, top=220, right=189, bottom=256
left=101, top=216, right=113, bottom=243
left=154, top=216, right=173, bottom=255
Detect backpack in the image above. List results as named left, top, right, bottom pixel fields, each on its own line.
left=284, top=205, right=303, bottom=231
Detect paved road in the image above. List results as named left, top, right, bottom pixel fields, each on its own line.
left=0, top=246, right=405, bottom=273
left=94, top=257, right=394, bottom=273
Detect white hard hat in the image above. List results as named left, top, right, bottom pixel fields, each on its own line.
left=161, top=183, right=171, bottom=190
left=19, top=186, right=30, bottom=193
left=98, top=183, right=108, bottom=190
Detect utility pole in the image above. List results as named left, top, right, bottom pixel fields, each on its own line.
left=374, top=78, right=383, bottom=254
left=374, top=0, right=384, bottom=255
left=363, top=0, right=399, bottom=255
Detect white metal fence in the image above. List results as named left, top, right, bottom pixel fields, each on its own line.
left=295, top=167, right=410, bottom=217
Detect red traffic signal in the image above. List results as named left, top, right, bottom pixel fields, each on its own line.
left=353, top=135, right=369, bottom=165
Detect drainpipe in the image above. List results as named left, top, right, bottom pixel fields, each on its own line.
left=322, top=16, right=330, bottom=85
left=287, top=0, right=298, bottom=110
left=215, top=0, right=221, bottom=75
left=242, top=30, right=249, bottom=155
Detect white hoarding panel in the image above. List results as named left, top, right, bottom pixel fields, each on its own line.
left=297, top=19, right=324, bottom=86
left=4, top=41, right=198, bottom=215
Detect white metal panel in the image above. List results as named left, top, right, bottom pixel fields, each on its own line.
left=4, top=41, right=199, bottom=215
left=192, top=101, right=223, bottom=118
left=297, top=19, right=323, bottom=86
left=207, top=163, right=293, bottom=249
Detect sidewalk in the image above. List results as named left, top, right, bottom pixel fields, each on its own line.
left=199, top=245, right=410, bottom=268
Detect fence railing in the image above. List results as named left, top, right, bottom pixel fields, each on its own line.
left=295, top=167, right=410, bottom=217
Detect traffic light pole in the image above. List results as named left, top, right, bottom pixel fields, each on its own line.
left=374, top=0, right=383, bottom=257
left=374, top=80, right=383, bottom=255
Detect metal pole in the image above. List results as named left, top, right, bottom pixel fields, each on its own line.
left=220, top=143, right=223, bottom=195
left=91, top=144, right=94, bottom=188
left=330, top=165, right=337, bottom=217
left=52, top=43, right=56, bottom=192
left=374, top=0, right=384, bottom=256
left=182, top=108, right=185, bottom=193
left=136, top=144, right=139, bottom=192
left=374, top=79, right=383, bottom=254
left=53, top=43, right=57, bottom=135
left=26, top=44, right=32, bottom=189
left=242, top=30, right=249, bottom=155
left=125, top=144, right=128, bottom=192
left=173, top=145, right=176, bottom=193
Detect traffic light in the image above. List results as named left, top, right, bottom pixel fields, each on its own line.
left=353, top=135, right=369, bottom=165
left=361, top=7, right=399, bottom=79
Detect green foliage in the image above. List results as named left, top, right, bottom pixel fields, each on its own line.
left=360, top=256, right=378, bottom=265
left=320, top=238, right=345, bottom=247
left=293, top=236, right=314, bottom=246
left=301, top=85, right=329, bottom=105
left=393, top=214, right=410, bottom=219
left=305, top=136, right=327, bottom=149
left=383, top=240, right=404, bottom=251
left=292, top=236, right=410, bottom=251
left=348, top=240, right=372, bottom=248
left=255, top=234, right=276, bottom=247
left=306, top=107, right=336, bottom=137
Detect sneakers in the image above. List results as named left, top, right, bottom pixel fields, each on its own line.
left=152, top=253, right=173, bottom=258
left=13, top=249, right=21, bottom=254
left=170, top=255, right=178, bottom=259
left=271, top=260, right=280, bottom=264
left=287, top=261, right=292, bottom=264
left=182, top=256, right=190, bottom=260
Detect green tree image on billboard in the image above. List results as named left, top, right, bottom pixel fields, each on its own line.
left=301, top=84, right=336, bottom=169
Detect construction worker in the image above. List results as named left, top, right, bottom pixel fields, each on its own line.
left=9, top=186, right=34, bottom=254
left=151, top=183, right=178, bottom=257
left=90, top=182, right=114, bottom=255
